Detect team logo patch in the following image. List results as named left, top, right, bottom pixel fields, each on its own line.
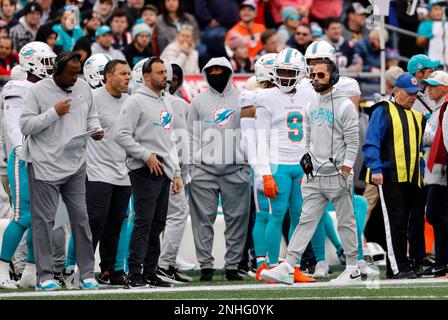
left=22, top=49, right=35, bottom=57
left=206, top=108, right=235, bottom=127
left=153, top=110, right=173, bottom=130
left=411, top=77, right=418, bottom=86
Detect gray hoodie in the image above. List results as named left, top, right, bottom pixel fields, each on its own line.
left=305, top=89, right=359, bottom=176
left=114, top=84, right=180, bottom=180
left=186, top=57, right=245, bottom=176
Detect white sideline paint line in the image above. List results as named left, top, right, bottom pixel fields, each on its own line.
left=0, top=278, right=448, bottom=298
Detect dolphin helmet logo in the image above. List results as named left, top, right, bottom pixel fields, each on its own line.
left=206, top=108, right=236, bottom=127
left=153, top=110, right=173, bottom=130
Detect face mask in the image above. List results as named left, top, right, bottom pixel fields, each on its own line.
left=207, top=69, right=230, bottom=93
left=312, top=81, right=331, bottom=93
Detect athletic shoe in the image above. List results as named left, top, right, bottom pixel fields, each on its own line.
left=176, top=256, right=196, bottom=271
left=330, top=266, right=362, bottom=284
left=260, top=262, right=294, bottom=285
left=144, top=273, right=173, bottom=287
left=157, top=266, right=192, bottom=284
left=200, top=268, right=214, bottom=281
left=9, top=261, right=21, bottom=282
left=418, top=265, right=447, bottom=278
left=255, top=263, right=269, bottom=281
left=109, top=270, right=130, bottom=287
left=62, top=266, right=80, bottom=290
left=98, top=272, right=110, bottom=285
left=294, top=266, right=316, bottom=283
left=224, top=269, right=244, bottom=281
left=387, top=271, right=418, bottom=280
left=410, top=259, right=423, bottom=275
left=299, top=261, right=315, bottom=276
left=247, top=267, right=257, bottom=278
left=0, top=261, right=17, bottom=289
left=81, top=278, right=99, bottom=290
left=358, top=260, right=379, bottom=278
left=127, top=273, right=149, bottom=288
left=19, top=263, right=36, bottom=288
left=35, top=279, right=61, bottom=291
left=312, top=261, right=330, bottom=279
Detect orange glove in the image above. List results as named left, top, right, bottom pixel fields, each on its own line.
left=263, top=175, right=279, bottom=199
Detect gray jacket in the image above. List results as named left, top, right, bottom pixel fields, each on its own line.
left=115, top=84, right=181, bottom=180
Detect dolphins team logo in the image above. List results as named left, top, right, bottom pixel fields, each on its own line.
left=153, top=110, right=173, bottom=130
left=206, top=108, right=236, bottom=127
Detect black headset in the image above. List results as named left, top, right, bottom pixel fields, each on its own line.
left=327, top=59, right=340, bottom=86
left=142, top=56, right=161, bottom=75
left=52, top=51, right=82, bottom=76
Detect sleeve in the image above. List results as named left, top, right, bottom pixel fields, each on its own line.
left=417, top=21, right=433, bottom=39
left=3, top=95, right=25, bottom=149
left=86, top=88, right=101, bottom=131
left=186, top=97, right=200, bottom=166
left=362, top=105, right=388, bottom=174
left=254, top=104, right=271, bottom=176
left=304, top=102, right=311, bottom=153
left=421, top=117, right=427, bottom=175
left=340, top=100, right=359, bottom=168
left=19, top=88, right=60, bottom=136
left=114, top=99, right=151, bottom=163
left=442, top=108, right=448, bottom=151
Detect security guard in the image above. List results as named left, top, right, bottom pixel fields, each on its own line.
left=363, top=72, right=427, bottom=279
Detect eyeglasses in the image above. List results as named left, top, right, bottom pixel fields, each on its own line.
left=310, top=72, right=326, bottom=79
left=422, top=68, right=434, bottom=73
left=287, top=15, right=301, bottom=20
left=296, top=32, right=310, bottom=36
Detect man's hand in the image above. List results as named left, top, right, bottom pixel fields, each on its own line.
left=172, top=176, right=183, bottom=194
left=263, top=175, right=279, bottom=199
left=146, top=153, right=164, bottom=176
left=54, top=99, right=72, bottom=116
left=341, top=165, right=352, bottom=174
left=90, top=129, right=104, bottom=141
left=372, top=173, right=383, bottom=185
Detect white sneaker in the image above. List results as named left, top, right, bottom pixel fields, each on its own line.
left=330, top=266, right=362, bottom=284
left=358, top=260, right=380, bottom=277
left=0, top=260, right=17, bottom=289
left=19, top=263, right=36, bottom=288
left=312, top=261, right=330, bottom=278
left=260, top=262, right=294, bottom=285
left=63, top=265, right=80, bottom=290
left=176, top=256, right=196, bottom=271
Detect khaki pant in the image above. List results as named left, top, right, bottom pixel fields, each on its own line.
left=363, top=183, right=379, bottom=220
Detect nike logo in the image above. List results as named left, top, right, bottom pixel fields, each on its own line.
left=350, top=273, right=362, bottom=279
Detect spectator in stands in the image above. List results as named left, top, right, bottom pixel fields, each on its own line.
left=123, top=23, right=153, bottom=68
left=286, top=22, right=312, bottom=54
left=36, top=23, right=58, bottom=50
left=228, top=34, right=253, bottom=73
left=419, top=71, right=448, bottom=277
left=342, top=2, right=368, bottom=45
left=36, top=0, right=58, bottom=25
left=386, top=48, right=400, bottom=69
left=0, top=37, right=18, bottom=77
left=321, top=17, right=354, bottom=70
left=52, top=6, right=85, bottom=52
left=0, top=22, right=9, bottom=38
left=92, top=25, right=126, bottom=60
left=1, top=0, right=19, bottom=29
left=73, top=36, right=92, bottom=74
left=311, top=21, right=323, bottom=41
left=141, top=5, right=159, bottom=55
left=156, top=0, right=200, bottom=54
left=309, top=0, right=342, bottom=26
left=256, top=29, right=281, bottom=60
left=93, top=0, right=116, bottom=25
left=269, top=0, right=311, bottom=26
left=225, top=0, right=266, bottom=59
left=110, top=9, right=132, bottom=51
left=385, top=66, right=404, bottom=97
left=276, top=6, right=301, bottom=46
left=416, top=0, right=447, bottom=63
left=161, top=24, right=199, bottom=75
left=82, top=11, right=102, bottom=43
left=9, top=2, right=42, bottom=52
left=354, top=27, right=388, bottom=74
left=123, top=0, right=145, bottom=27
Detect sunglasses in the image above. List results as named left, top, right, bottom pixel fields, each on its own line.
left=296, top=32, right=310, bottom=36
left=310, top=72, right=327, bottom=79
left=287, top=15, right=301, bottom=20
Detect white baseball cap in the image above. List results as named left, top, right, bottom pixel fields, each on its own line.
left=421, top=70, right=448, bottom=87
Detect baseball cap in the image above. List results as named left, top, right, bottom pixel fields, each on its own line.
left=428, top=0, right=445, bottom=9
left=132, top=23, right=152, bottom=39
left=407, top=54, right=440, bottom=75
left=240, top=0, right=257, bottom=11
left=23, top=2, right=43, bottom=15
left=395, top=72, right=420, bottom=94
left=421, top=70, right=448, bottom=86
left=96, top=25, right=112, bottom=37
left=348, top=2, right=367, bottom=15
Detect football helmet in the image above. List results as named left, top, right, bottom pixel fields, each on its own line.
left=273, top=48, right=304, bottom=92
left=83, top=53, right=112, bottom=88
left=254, top=53, right=277, bottom=83
left=304, top=40, right=337, bottom=75
left=19, top=41, right=56, bottom=79
left=131, top=57, right=149, bottom=85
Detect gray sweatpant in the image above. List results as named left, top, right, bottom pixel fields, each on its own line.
left=285, top=174, right=359, bottom=267
left=27, top=163, right=95, bottom=283
left=188, top=166, right=251, bottom=270
left=158, top=185, right=189, bottom=269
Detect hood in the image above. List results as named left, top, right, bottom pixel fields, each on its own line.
left=202, top=57, right=234, bottom=95
left=133, top=83, right=164, bottom=100
left=165, top=61, right=184, bottom=95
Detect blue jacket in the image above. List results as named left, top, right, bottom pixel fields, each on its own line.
left=194, top=0, right=239, bottom=29
left=363, top=102, right=425, bottom=175
left=354, top=38, right=380, bottom=73
left=52, top=24, right=85, bottom=52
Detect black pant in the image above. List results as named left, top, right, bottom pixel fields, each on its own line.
left=382, top=182, right=420, bottom=276
left=408, top=186, right=427, bottom=265
left=426, top=185, right=448, bottom=266
left=128, top=167, right=170, bottom=275
left=86, top=180, right=131, bottom=273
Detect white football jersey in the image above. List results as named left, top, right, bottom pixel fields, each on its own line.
left=298, top=76, right=361, bottom=98
left=254, top=85, right=316, bottom=176
left=238, top=88, right=259, bottom=108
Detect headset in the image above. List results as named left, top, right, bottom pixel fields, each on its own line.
left=52, top=51, right=82, bottom=76
left=142, top=56, right=162, bottom=74
left=327, top=59, right=340, bottom=86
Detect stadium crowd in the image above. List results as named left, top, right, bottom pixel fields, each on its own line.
left=0, top=0, right=446, bottom=290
